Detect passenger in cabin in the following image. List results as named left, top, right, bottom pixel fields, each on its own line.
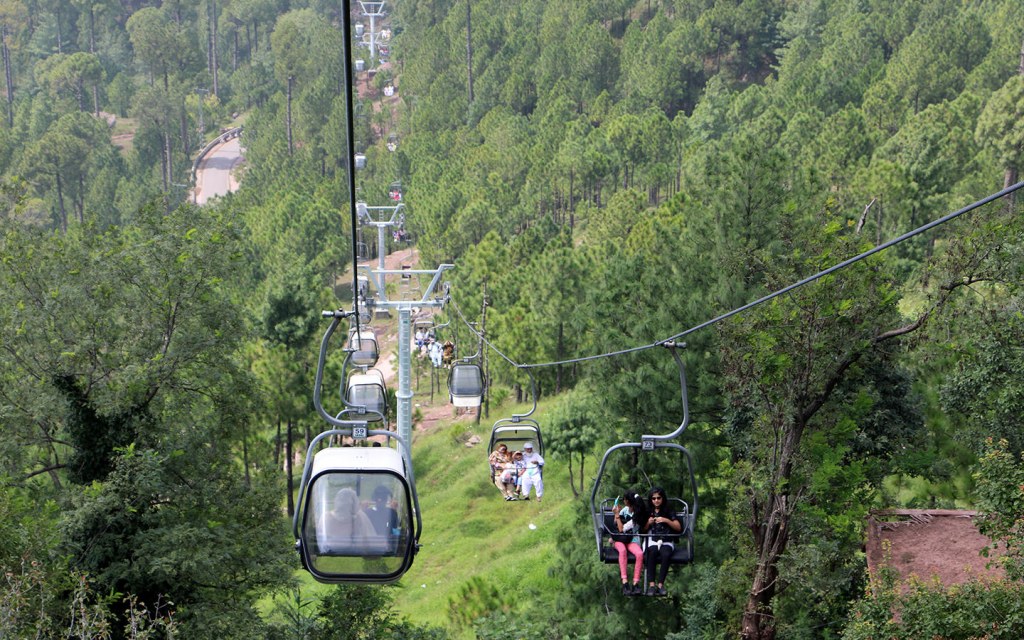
left=442, top=341, right=455, bottom=367
left=488, top=443, right=516, bottom=500
left=519, top=443, right=544, bottom=503
left=511, top=450, right=526, bottom=497
left=612, top=490, right=648, bottom=596
left=324, top=487, right=375, bottom=551
left=366, top=484, right=401, bottom=538
left=415, top=329, right=427, bottom=351
left=643, top=487, right=682, bottom=596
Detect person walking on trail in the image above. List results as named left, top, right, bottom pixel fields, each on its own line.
left=520, top=442, right=544, bottom=502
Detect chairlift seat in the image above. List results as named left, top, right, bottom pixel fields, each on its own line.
left=596, top=498, right=693, bottom=565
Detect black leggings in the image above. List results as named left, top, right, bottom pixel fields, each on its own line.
left=645, top=544, right=673, bottom=584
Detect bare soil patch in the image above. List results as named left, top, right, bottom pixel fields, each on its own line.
left=866, top=510, right=1006, bottom=586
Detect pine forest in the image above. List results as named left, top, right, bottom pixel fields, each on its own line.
left=1, top=0, right=1023, bottom=639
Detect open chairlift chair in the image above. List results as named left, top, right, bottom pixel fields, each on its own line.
left=487, top=369, right=543, bottom=474
left=294, top=310, right=421, bottom=583
left=590, top=343, right=698, bottom=566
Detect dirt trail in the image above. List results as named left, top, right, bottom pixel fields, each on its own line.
left=866, top=511, right=1006, bottom=587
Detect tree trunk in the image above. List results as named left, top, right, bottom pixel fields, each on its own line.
left=3, top=27, right=13, bottom=128
left=76, top=174, right=84, bottom=224
left=555, top=321, right=563, bottom=393
left=274, top=418, right=282, bottom=467
left=87, top=7, right=95, bottom=53
left=286, top=418, right=294, bottom=517
left=54, top=8, right=62, bottom=54
left=210, top=0, right=219, bottom=98
left=180, top=104, right=189, bottom=153
left=568, top=453, right=578, bottom=498
left=740, top=427, right=800, bottom=640
left=465, top=0, right=474, bottom=105
left=286, top=76, right=294, bottom=155
left=55, top=171, right=67, bottom=233
left=163, top=131, right=172, bottom=191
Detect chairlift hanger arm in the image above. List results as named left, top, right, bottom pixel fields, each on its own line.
left=642, top=342, right=690, bottom=443
left=510, top=367, right=537, bottom=421
left=315, top=311, right=384, bottom=428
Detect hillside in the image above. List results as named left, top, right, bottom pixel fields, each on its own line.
left=1, top=0, right=1024, bottom=639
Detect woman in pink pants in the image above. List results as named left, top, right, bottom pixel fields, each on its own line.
left=612, top=490, right=648, bottom=595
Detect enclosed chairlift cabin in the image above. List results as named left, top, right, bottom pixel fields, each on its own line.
left=296, top=440, right=418, bottom=583
left=347, top=327, right=379, bottom=368
left=345, top=367, right=389, bottom=424
left=449, top=360, right=485, bottom=409
left=295, top=310, right=421, bottom=583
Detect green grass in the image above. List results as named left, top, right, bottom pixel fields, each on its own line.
left=268, top=393, right=591, bottom=638
left=390, top=399, right=581, bottom=638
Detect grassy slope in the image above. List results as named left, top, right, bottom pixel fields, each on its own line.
left=392, top=399, right=589, bottom=638
left=274, top=395, right=595, bottom=638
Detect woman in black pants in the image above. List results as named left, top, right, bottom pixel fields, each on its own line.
left=643, top=487, right=682, bottom=596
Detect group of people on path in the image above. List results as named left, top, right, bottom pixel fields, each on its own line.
left=611, top=487, right=682, bottom=597
left=488, top=442, right=544, bottom=502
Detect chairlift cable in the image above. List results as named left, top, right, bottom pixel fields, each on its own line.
left=341, top=0, right=363, bottom=340
left=448, top=181, right=1024, bottom=371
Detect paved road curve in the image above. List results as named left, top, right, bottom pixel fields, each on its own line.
left=193, top=137, right=243, bottom=205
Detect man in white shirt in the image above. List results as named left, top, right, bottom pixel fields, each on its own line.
left=520, top=442, right=545, bottom=503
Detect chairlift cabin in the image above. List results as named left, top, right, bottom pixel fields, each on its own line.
left=449, top=362, right=484, bottom=408
left=303, top=312, right=421, bottom=583
left=354, top=153, right=366, bottom=169
left=355, top=241, right=369, bottom=261
left=355, top=297, right=373, bottom=325
left=347, top=328, right=379, bottom=367
left=345, top=368, right=388, bottom=423
left=295, top=434, right=420, bottom=583
left=589, top=343, right=698, bottom=567
left=356, top=275, right=371, bottom=297
left=355, top=59, right=365, bottom=72
left=355, top=23, right=365, bottom=37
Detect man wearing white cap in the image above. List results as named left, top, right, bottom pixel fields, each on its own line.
left=520, top=442, right=545, bottom=502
